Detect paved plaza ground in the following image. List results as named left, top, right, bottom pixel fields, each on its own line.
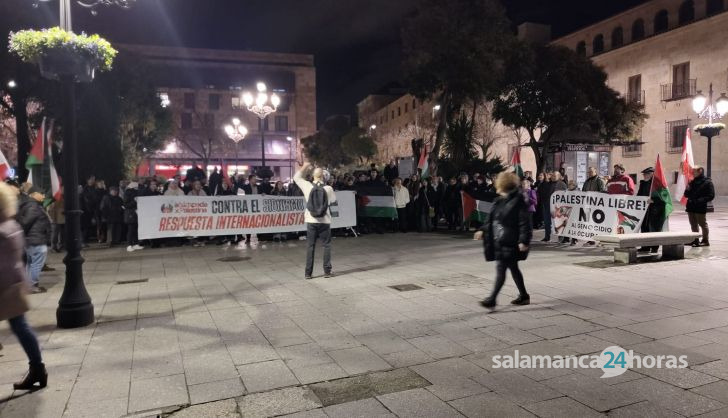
left=1, top=199, right=728, bottom=418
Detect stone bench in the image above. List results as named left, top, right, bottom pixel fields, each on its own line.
left=593, top=232, right=701, bottom=264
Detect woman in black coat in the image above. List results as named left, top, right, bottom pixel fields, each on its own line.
left=475, top=172, right=533, bottom=309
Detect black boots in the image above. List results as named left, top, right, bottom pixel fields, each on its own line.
left=511, top=295, right=531, bottom=306
left=480, top=298, right=496, bottom=309
left=13, top=363, right=47, bottom=390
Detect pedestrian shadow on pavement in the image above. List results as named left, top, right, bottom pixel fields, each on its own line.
left=0, top=389, right=37, bottom=405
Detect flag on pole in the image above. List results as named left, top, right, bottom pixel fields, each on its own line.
left=25, top=118, right=46, bottom=169
left=511, top=146, right=524, bottom=178
left=674, top=128, right=694, bottom=205
left=47, top=120, right=62, bottom=202
left=650, top=154, right=673, bottom=226
left=418, top=145, right=429, bottom=178
left=0, top=148, right=11, bottom=180
left=461, top=191, right=496, bottom=222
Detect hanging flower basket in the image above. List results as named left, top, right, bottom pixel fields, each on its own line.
left=694, top=123, right=725, bottom=139
left=8, top=27, right=117, bottom=83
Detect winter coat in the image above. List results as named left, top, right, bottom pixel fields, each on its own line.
left=0, top=219, right=30, bottom=321
left=123, top=188, right=139, bottom=224
left=427, top=182, right=445, bottom=211
left=684, top=174, right=715, bottom=214
left=536, top=181, right=554, bottom=212
left=606, top=174, right=635, bottom=195
left=582, top=176, right=606, bottom=192
left=81, top=185, right=100, bottom=215
left=17, top=195, right=51, bottom=246
left=523, top=189, right=537, bottom=213
left=481, top=190, right=532, bottom=262
left=100, top=194, right=124, bottom=223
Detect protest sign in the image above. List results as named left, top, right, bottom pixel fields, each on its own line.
left=550, top=191, right=649, bottom=240
left=138, top=191, right=357, bottom=239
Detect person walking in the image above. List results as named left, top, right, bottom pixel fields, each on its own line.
left=17, top=186, right=51, bottom=293
left=684, top=166, right=715, bottom=247
left=294, top=163, right=337, bottom=279
left=0, top=182, right=47, bottom=391
left=474, top=172, right=532, bottom=309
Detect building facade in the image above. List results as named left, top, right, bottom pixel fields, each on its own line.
left=359, top=0, right=728, bottom=194
left=121, top=44, right=316, bottom=181
left=552, top=0, right=728, bottom=194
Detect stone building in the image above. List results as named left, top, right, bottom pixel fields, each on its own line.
left=359, top=0, right=728, bottom=194
left=120, top=44, right=316, bottom=181
left=551, top=0, right=728, bottom=194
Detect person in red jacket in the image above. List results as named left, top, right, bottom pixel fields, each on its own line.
left=606, top=164, right=635, bottom=195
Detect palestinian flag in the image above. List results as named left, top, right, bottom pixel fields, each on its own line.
left=418, top=145, right=429, bottom=178
left=650, top=154, right=673, bottom=226
left=0, top=148, right=10, bottom=180
left=616, top=210, right=640, bottom=231
left=462, top=191, right=495, bottom=222
left=360, top=194, right=397, bottom=218
left=47, top=120, right=62, bottom=202
left=511, top=146, right=524, bottom=178
left=25, top=118, right=46, bottom=169
left=674, top=128, right=694, bottom=205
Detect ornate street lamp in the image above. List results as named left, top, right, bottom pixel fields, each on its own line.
left=33, top=0, right=136, bottom=328
left=692, top=83, right=728, bottom=180
left=242, top=82, right=279, bottom=179
left=224, top=118, right=248, bottom=175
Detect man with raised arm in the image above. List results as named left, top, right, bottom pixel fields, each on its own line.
left=294, top=163, right=337, bottom=279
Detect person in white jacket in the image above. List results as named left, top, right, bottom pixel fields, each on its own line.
left=294, top=163, right=336, bottom=279
left=392, top=177, right=410, bottom=232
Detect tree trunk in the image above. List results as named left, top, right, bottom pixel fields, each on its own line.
left=14, top=96, right=30, bottom=182
left=429, top=91, right=449, bottom=177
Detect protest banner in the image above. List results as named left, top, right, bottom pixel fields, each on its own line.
left=550, top=191, right=649, bottom=240
left=137, top=191, right=357, bottom=239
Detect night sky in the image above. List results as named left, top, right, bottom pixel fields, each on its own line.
left=5, top=0, right=648, bottom=124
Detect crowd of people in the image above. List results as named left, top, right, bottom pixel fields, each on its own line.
left=10, top=158, right=713, bottom=260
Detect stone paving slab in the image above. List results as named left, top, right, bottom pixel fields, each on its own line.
left=0, top=207, right=727, bottom=417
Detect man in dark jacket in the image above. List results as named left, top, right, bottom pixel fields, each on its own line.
left=636, top=167, right=665, bottom=253
left=684, top=166, right=715, bottom=247
left=80, top=175, right=99, bottom=243
left=208, top=167, right=222, bottom=197
left=17, top=187, right=51, bottom=293
left=582, top=167, right=606, bottom=192
left=536, top=173, right=554, bottom=241
left=383, top=160, right=399, bottom=184
left=427, top=176, right=445, bottom=230
left=100, top=186, right=125, bottom=246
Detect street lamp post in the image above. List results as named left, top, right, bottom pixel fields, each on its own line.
left=692, top=83, right=728, bottom=180
left=34, top=0, right=136, bottom=328
left=224, top=118, right=248, bottom=175
left=242, top=82, right=279, bottom=178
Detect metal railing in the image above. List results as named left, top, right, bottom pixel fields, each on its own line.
left=661, top=79, right=697, bottom=101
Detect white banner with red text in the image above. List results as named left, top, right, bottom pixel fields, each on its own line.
left=550, top=191, right=649, bottom=240
left=137, top=191, right=357, bottom=239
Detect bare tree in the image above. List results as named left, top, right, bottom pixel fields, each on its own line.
left=176, top=111, right=219, bottom=171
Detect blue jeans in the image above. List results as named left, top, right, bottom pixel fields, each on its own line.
left=9, top=315, right=43, bottom=366
left=25, top=245, right=48, bottom=287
